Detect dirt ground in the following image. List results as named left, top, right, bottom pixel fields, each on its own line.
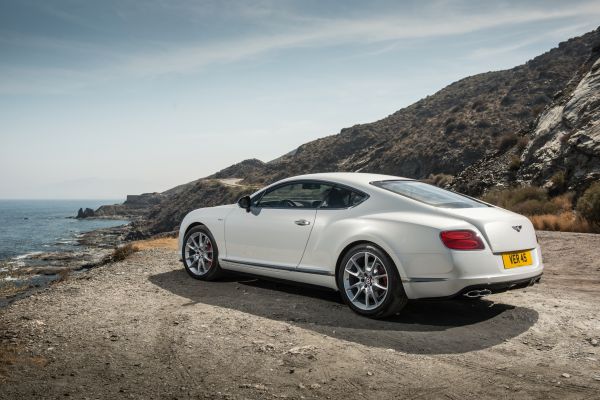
left=1, top=231, right=599, bottom=399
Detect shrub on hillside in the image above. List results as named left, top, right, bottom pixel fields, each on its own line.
left=105, top=243, right=139, bottom=263
left=444, top=123, right=456, bottom=135
left=529, top=212, right=591, bottom=233
left=472, top=100, right=486, bottom=112
left=508, top=155, right=522, bottom=171
left=481, top=186, right=560, bottom=215
left=424, top=173, right=454, bottom=187
left=481, top=188, right=594, bottom=232
left=531, top=104, right=545, bottom=116
left=560, top=132, right=573, bottom=144
left=455, top=121, right=468, bottom=131
left=551, top=192, right=575, bottom=212
left=576, top=182, right=600, bottom=226
left=516, top=137, right=529, bottom=152
left=497, top=133, right=518, bottom=152
left=500, top=94, right=515, bottom=106
left=549, top=171, right=567, bottom=193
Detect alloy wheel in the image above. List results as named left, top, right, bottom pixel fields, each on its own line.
left=184, top=232, right=214, bottom=276
left=343, top=251, right=389, bottom=311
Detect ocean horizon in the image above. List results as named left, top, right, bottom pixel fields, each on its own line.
left=0, top=199, right=127, bottom=262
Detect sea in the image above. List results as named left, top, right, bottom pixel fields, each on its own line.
left=0, top=199, right=128, bottom=262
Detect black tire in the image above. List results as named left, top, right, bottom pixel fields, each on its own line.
left=181, top=225, right=223, bottom=281
left=337, top=243, right=408, bottom=319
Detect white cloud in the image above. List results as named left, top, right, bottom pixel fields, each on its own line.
left=1, top=0, right=599, bottom=94
left=118, top=2, right=600, bottom=76
left=467, top=21, right=599, bottom=60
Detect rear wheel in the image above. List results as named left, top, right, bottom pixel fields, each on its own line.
left=182, top=226, right=223, bottom=281
left=337, top=244, right=407, bottom=318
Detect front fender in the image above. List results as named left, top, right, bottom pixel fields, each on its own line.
left=177, top=205, right=236, bottom=255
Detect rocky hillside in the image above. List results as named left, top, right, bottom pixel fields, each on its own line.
left=93, top=27, right=600, bottom=235
left=211, top=28, right=600, bottom=189
left=454, top=37, right=600, bottom=195
left=139, top=179, right=257, bottom=235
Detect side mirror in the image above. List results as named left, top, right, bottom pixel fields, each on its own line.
left=237, top=195, right=251, bottom=212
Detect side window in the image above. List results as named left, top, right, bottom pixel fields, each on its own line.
left=257, top=182, right=333, bottom=208
left=320, top=186, right=368, bottom=209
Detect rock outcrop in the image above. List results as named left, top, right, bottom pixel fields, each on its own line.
left=123, top=193, right=163, bottom=208
left=76, top=208, right=95, bottom=219
left=519, top=57, right=600, bottom=192
left=92, top=193, right=164, bottom=219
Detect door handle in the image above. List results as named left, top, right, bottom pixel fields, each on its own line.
left=294, top=219, right=311, bottom=226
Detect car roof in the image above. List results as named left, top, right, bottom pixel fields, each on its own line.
left=273, top=172, right=413, bottom=192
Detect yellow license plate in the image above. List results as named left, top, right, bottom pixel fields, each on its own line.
left=502, top=250, right=533, bottom=269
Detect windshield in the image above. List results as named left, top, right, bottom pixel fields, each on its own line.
left=372, top=180, right=488, bottom=208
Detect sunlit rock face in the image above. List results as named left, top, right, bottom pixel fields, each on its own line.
left=520, top=57, right=600, bottom=191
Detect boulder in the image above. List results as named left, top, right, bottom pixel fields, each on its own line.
left=76, top=207, right=95, bottom=219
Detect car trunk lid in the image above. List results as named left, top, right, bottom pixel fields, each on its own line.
left=438, top=207, right=537, bottom=253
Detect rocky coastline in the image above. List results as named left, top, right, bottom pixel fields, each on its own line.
left=0, top=223, right=133, bottom=308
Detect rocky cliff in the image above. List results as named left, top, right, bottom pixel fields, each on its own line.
left=453, top=35, right=600, bottom=195
left=519, top=57, right=600, bottom=191
left=92, top=192, right=164, bottom=218
left=97, top=27, right=600, bottom=236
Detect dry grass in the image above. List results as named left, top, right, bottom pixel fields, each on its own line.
left=102, top=243, right=140, bottom=264
left=576, top=182, right=600, bottom=225
left=529, top=212, right=593, bottom=233
left=424, top=173, right=454, bottom=187
left=0, top=282, right=23, bottom=298
left=551, top=193, right=574, bottom=212
left=0, top=269, right=25, bottom=298
left=0, top=344, right=18, bottom=383
left=133, top=237, right=178, bottom=251
left=0, top=343, right=48, bottom=383
left=497, top=133, right=518, bottom=152
left=482, top=186, right=560, bottom=215
left=482, top=186, right=597, bottom=233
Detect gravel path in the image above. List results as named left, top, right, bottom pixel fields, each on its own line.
left=1, top=231, right=599, bottom=399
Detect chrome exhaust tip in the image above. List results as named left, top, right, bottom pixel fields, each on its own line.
left=463, top=289, right=492, bottom=298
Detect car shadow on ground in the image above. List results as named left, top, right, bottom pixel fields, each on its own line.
left=149, top=269, right=538, bottom=355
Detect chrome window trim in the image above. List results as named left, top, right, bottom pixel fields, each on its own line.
left=370, top=180, right=490, bottom=208
left=251, top=179, right=370, bottom=210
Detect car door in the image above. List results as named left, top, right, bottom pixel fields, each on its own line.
left=224, top=181, right=332, bottom=268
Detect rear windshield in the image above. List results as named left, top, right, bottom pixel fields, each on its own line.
left=372, top=180, right=488, bottom=208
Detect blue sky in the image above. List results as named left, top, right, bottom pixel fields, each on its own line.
left=1, top=0, right=599, bottom=199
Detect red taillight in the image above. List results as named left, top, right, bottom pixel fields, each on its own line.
left=440, top=230, right=485, bottom=250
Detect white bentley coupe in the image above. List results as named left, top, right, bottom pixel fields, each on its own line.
left=179, top=173, right=543, bottom=318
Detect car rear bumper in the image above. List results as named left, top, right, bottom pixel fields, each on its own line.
left=416, top=273, right=542, bottom=300
left=400, top=246, right=544, bottom=299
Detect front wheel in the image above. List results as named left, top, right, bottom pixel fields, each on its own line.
left=182, top=225, right=223, bottom=281
left=337, top=244, right=407, bottom=318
